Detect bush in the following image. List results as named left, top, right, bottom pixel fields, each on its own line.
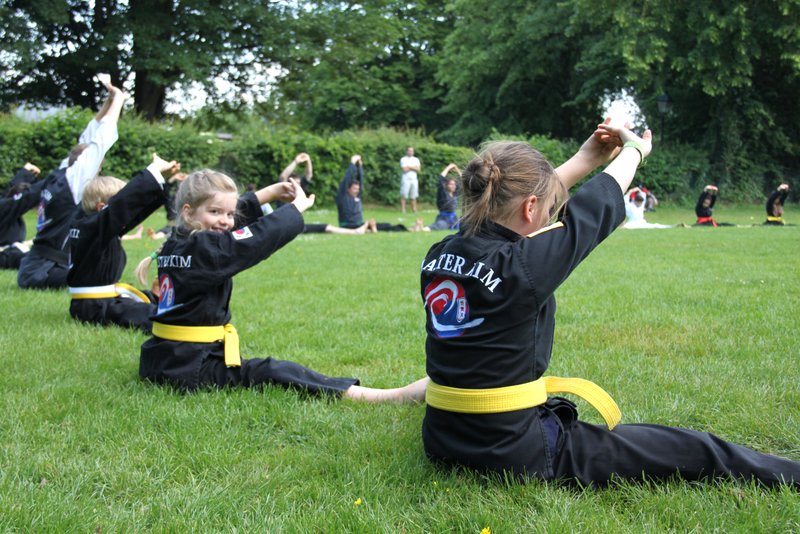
left=0, top=109, right=787, bottom=206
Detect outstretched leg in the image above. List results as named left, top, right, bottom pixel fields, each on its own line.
left=344, top=376, right=430, bottom=403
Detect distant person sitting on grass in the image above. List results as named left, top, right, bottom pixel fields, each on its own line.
left=764, top=183, right=790, bottom=225
left=622, top=187, right=673, bottom=229
left=18, top=73, right=127, bottom=289
left=138, top=168, right=428, bottom=401
left=419, top=119, right=800, bottom=488
left=0, top=163, right=45, bottom=269
left=415, top=163, right=461, bottom=232
left=335, top=155, right=407, bottom=233
left=272, top=152, right=314, bottom=211
left=694, top=184, right=734, bottom=226
left=148, top=172, right=188, bottom=240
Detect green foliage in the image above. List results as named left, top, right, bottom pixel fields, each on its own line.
left=262, top=0, right=454, bottom=134
left=0, top=0, right=283, bottom=119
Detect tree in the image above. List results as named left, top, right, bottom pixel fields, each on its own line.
left=436, top=0, right=601, bottom=146
left=0, top=0, right=282, bottom=120
left=266, top=0, right=454, bottom=134
left=565, top=0, right=800, bottom=190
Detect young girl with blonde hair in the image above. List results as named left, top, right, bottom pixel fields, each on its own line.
left=138, top=169, right=427, bottom=401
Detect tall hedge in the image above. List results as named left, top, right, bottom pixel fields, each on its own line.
left=0, top=109, right=767, bottom=207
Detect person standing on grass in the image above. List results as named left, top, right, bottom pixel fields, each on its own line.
left=420, top=119, right=800, bottom=488
left=764, top=183, right=790, bottom=225
left=400, top=146, right=421, bottom=213
left=18, top=74, right=127, bottom=289
left=67, top=154, right=182, bottom=333
left=138, top=168, right=427, bottom=401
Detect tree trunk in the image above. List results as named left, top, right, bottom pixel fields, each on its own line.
left=134, top=69, right=167, bottom=120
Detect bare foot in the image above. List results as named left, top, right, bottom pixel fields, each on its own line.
left=356, top=222, right=369, bottom=234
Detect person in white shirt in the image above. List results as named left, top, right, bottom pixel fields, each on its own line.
left=399, top=146, right=421, bottom=213
left=623, top=187, right=672, bottom=229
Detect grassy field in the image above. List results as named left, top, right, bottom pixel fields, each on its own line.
left=1, top=202, right=798, bottom=532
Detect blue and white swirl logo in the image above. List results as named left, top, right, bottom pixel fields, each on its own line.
left=423, top=276, right=484, bottom=338
left=156, top=274, right=177, bottom=315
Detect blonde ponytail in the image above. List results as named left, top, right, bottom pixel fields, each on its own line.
left=135, top=245, right=163, bottom=289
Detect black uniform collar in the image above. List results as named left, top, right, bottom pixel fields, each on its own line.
left=473, top=220, right=524, bottom=242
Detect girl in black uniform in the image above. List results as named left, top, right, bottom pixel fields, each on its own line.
left=0, top=164, right=44, bottom=269
left=139, top=170, right=428, bottom=401
left=420, top=120, right=799, bottom=488
left=764, top=183, right=790, bottom=225
left=67, top=154, right=180, bottom=332
left=694, top=184, right=734, bottom=226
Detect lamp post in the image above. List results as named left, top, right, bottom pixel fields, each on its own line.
left=656, top=94, right=672, bottom=143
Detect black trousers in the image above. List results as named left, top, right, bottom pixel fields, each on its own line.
left=199, top=355, right=359, bottom=395
left=551, top=417, right=800, bottom=488
left=0, top=246, right=25, bottom=269
left=17, top=252, right=68, bottom=289
left=70, top=294, right=157, bottom=333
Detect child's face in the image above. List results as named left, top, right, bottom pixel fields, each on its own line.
left=186, top=192, right=238, bottom=233
left=348, top=182, right=361, bottom=198
left=446, top=180, right=457, bottom=193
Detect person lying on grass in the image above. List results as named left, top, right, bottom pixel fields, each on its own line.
left=419, top=119, right=799, bottom=489
left=138, top=168, right=428, bottom=401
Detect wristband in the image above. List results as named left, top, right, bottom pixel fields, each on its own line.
left=623, top=141, right=645, bottom=166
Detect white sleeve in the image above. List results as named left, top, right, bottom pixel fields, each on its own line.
left=59, top=119, right=101, bottom=169
left=65, top=117, right=120, bottom=204
left=77, top=119, right=101, bottom=144
left=145, top=163, right=166, bottom=187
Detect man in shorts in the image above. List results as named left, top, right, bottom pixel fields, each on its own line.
left=400, top=146, right=421, bottom=213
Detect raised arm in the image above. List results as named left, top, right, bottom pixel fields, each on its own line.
left=596, top=123, right=653, bottom=193
left=555, top=117, right=626, bottom=190
left=440, top=163, right=460, bottom=177
left=278, top=152, right=313, bottom=183
left=67, top=78, right=129, bottom=203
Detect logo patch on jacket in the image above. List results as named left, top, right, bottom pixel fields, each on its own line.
left=232, top=227, right=253, bottom=240
left=156, top=274, right=179, bottom=315
left=424, top=276, right=484, bottom=338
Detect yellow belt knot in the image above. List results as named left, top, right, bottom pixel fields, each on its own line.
left=426, top=376, right=621, bottom=430
left=151, top=322, right=241, bottom=368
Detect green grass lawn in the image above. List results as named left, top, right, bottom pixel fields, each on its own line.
left=1, top=203, right=798, bottom=532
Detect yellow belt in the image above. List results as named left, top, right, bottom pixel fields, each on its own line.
left=766, top=216, right=784, bottom=223
left=151, top=322, right=240, bottom=368
left=426, top=376, right=621, bottom=430
left=69, top=283, right=151, bottom=303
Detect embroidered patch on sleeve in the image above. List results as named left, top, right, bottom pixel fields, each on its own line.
left=232, top=227, right=253, bottom=240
